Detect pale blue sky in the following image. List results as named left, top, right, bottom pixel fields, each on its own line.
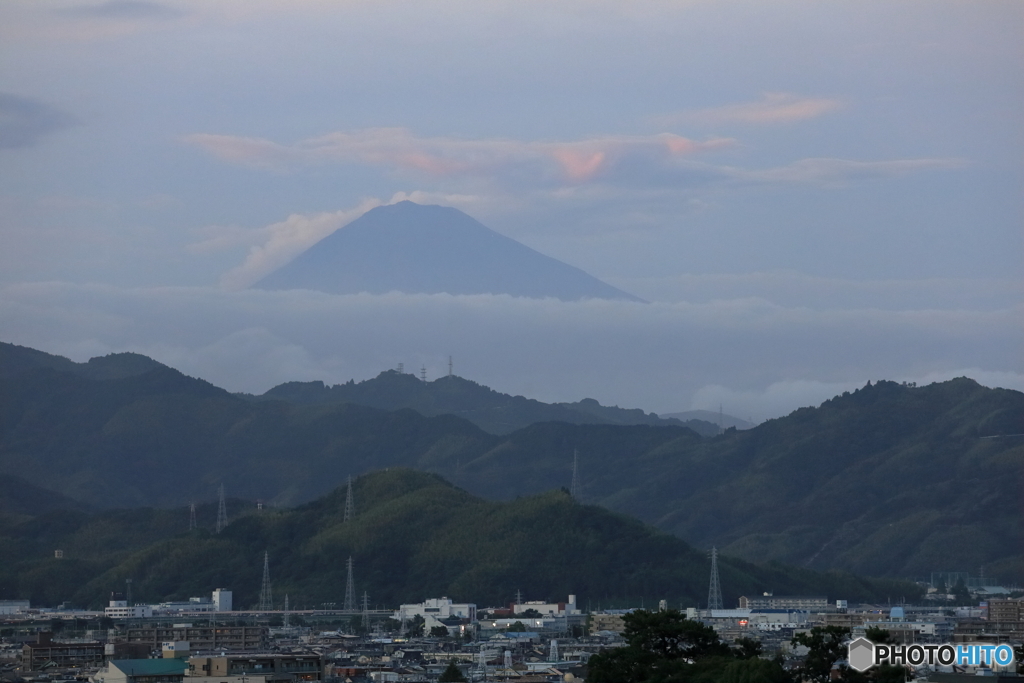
left=1, top=1, right=1021, bottom=418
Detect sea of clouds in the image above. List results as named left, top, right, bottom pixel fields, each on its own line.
left=3, top=281, right=1020, bottom=422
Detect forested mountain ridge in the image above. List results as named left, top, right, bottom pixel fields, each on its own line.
left=0, top=469, right=921, bottom=610
left=248, top=370, right=720, bottom=435
left=1, top=341, right=1021, bottom=582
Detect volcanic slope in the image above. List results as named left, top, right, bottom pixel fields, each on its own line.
left=255, top=201, right=642, bottom=301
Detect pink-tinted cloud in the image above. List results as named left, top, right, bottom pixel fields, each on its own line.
left=550, top=148, right=606, bottom=181
left=660, top=93, right=843, bottom=126
left=739, top=157, right=966, bottom=185
left=184, top=128, right=734, bottom=184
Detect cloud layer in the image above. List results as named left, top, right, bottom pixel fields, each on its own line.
left=2, top=282, right=1019, bottom=421
left=185, top=126, right=962, bottom=200
left=185, top=128, right=736, bottom=182
left=0, top=93, right=76, bottom=150
left=660, top=92, right=844, bottom=126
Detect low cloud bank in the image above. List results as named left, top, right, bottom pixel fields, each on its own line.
left=2, top=282, right=1020, bottom=421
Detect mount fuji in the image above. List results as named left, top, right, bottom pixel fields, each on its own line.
left=255, top=201, right=642, bottom=301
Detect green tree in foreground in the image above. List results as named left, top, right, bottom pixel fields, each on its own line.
left=587, top=609, right=790, bottom=683
left=791, top=626, right=849, bottom=683
left=438, top=661, right=467, bottom=682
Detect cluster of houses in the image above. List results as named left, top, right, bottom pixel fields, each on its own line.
left=2, top=593, right=1022, bottom=682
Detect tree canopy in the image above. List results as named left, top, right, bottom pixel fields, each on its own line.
left=587, top=610, right=788, bottom=683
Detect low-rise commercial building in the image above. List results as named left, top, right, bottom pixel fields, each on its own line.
left=511, top=596, right=580, bottom=617
left=92, top=659, right=187, bottom=683
left=187, top=654, right=323, bottom=683
left=0, top=600, right=30, bottom=615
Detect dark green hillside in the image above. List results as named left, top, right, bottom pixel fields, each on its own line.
left=0, top=355, right=496, bottom=508
left=0, top=469, right=919, bottom=610
left=1, top=342, right=1021, bottom=582
left=0, top=474, right=92, bottom=515
left=558, top=379, right=1024, bottom=581
left=252, top=371, right=719, bottom=436
left=446, top=379, right=1023, bottom=581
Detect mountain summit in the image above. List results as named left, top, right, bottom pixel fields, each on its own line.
left=256, top=201, right=642, bottom=301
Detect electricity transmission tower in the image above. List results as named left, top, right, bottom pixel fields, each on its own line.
left=216, top=484, right=228, bottom=532
left=343, top=556, right=356, bottom=612
left=570, top=449, right=582, bottom=501
left=344, top=475, right=354, bottom=522
left=707, top=546, right=723, bottom=610
left=259, top=551, right=273, bottom=611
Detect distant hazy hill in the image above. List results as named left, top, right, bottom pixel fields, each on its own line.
left=1, top=341, right=1021, bottom=582
left=0, top=341, right=165, bottom=380
left=255, top=201, right=642, bottom=301
left=0, top=474, right=92, bottom=516
left=251, top=371, right=720, bottom=436
left=660, top=409, right=754, bottom=431
left=0, top=469, right=919, bottom=609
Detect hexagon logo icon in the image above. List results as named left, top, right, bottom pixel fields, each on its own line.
left=848, top=637, right=875, bottom=672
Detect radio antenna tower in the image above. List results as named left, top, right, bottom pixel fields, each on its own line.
left=216, top=484, right=228, bottom=532
left=570, top=449, right=582, bottom=501
left=397, top=362, right=404, bottom=373
left=189, top=501, right=197, bottom=531
left=420, top=366, right=427, bottom=383
left=258, top=551, right=273, bottom=611
left=343, top=556, right=356, bottom=612
left=448, top=356, right=453, bottom=377
left=343, top=475, right=354, bottom=522
left=707, top=546, right=724, bottom=610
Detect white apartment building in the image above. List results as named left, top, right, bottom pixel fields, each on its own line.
left=394, top=597, right=477, bottom=623
left=105, top=599, right=153, bottom=619
left=512, top=595, right=580, bottom=617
